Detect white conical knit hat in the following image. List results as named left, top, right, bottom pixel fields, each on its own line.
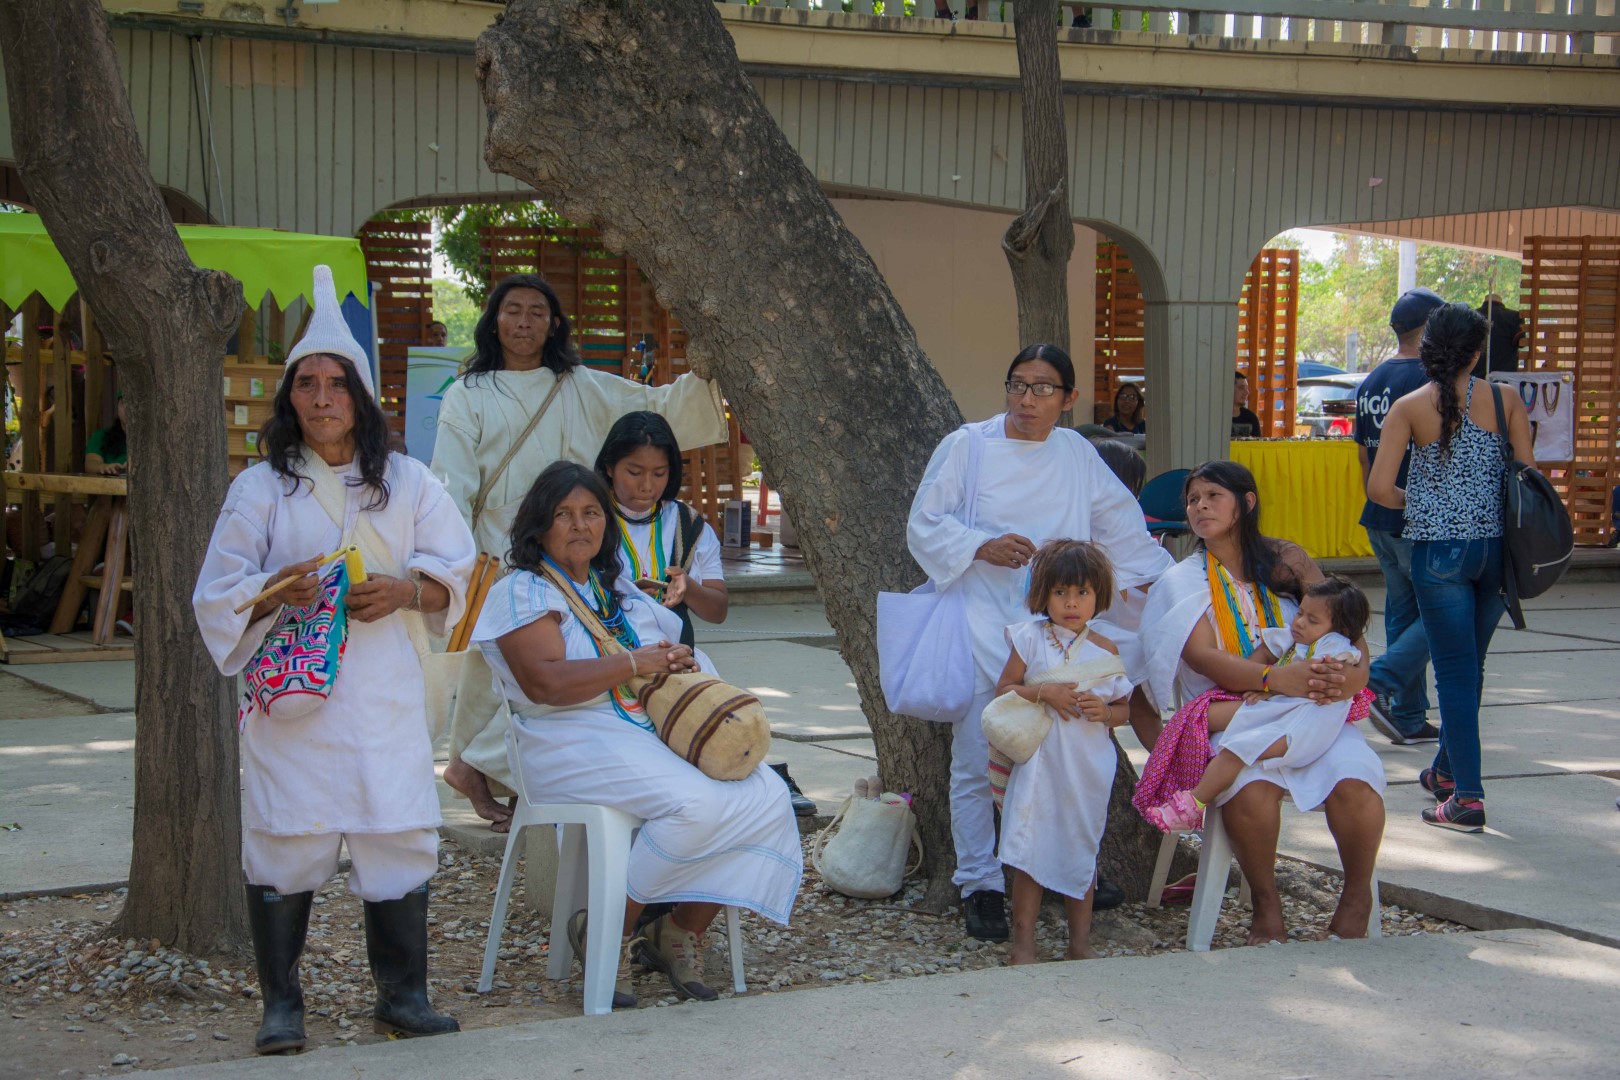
left=285, top=264, right=374, bottom=397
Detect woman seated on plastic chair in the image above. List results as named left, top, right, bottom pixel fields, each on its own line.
left=472, top=461, right=802, bottom=1008
left=1137, top=461, right=1385, bottom=944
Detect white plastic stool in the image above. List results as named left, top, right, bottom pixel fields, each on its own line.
left=478, top=727, right=746, bottom=1015
left=1148, top=805, right=1381, bottom=951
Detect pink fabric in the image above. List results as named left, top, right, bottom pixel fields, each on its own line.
left=1132, top=687, right=1374, bottom=822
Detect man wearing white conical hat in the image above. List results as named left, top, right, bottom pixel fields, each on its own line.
left=431, top=273, right=732, bottom=830
left=192, top=266, right=476, bottom=1054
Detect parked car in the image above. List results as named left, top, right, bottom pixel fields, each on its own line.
left=1296, top=372, right=1366, bottom=438
left=1297, top=360, right=1348, bottom=380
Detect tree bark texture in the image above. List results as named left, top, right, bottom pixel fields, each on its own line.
left=1002, top=0, right=1074, bottom=355
left=0, top=0, right=247, bottom=952
left=1003, top=0, right=1166, bottom=900
left=478, top=0, right=966, bottom=905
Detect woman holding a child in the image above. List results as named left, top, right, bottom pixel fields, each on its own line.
left=1136, top=461, right=1386, bottom=943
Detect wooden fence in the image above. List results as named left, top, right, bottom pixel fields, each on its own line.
left=1236, top=248, right=1300, bottom=439
left=1521, top=236, right=1620, bottom=545
left=358, top=219, right=434, bottom=441
left=480, top=226, right=744, bottom=529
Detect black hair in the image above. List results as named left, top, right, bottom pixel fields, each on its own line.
left=594, top=411, right=683, bottom=507
left=1005, top=343, right=1075, bottom=393
left=261, top=353, right=392, bottom=510
left=1303, top=575, right=1371, bottom=641
left=427, top=320, right=447, bottom=330
left=506, top=461, right=624, bottom=603
left=1183, top=460, right=1301, bottom=602
left=1090, top=438, right=1146, bottom=497
left=1111, top=382, right=1144, bottom=426
left=100, top=413, right=127, bottom=461
left=464, top=274, right=580, bottom=381
left=1234, top=370, right=1249, bottom=382
left=1419, top=302, right=1489, bottom=456
left=1026, top=539, right=1115, bottom=616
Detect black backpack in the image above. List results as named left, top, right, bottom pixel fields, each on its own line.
left=1490, top=383, right=1573, bottom=629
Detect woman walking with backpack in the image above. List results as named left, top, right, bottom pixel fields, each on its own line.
left=1369, top=302, right=1535, bottom=833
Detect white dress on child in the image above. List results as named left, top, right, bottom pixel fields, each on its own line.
left=1217, top=628, right=1361, bottom=771
left=997, top=619, right=1135, bottom=901
left=472, top=569, right=802, bottom=924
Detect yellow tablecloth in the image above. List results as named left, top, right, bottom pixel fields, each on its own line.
left=1229, top=440, right=1372, bottom=559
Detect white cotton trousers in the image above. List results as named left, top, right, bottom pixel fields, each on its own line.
left=950, top=690, right=1004, bottom=899
left=242, top=828, right=440, bottom=902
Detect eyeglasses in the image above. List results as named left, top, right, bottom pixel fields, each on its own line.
left=1005, top=380, right=1062, bottom=398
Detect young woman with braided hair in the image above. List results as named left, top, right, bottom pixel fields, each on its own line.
left=1370, top=302, right=1535, bottom=832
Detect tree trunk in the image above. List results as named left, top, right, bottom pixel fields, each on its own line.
left=1003, top=0, right=1166, bottom=899
left=478, top=0, right=965, bottom=906
left=1002, top=0, right=1074, bottom=354
left=1, top=0, right=247, bottom=952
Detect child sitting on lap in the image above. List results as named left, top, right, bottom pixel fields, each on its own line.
left=1145, top=575, right=1370, bottom=832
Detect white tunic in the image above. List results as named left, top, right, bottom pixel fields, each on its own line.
left=997, top=620, right=1135, bottom=900
left=907, top=415, right=1175, bottom=695
left=192, top=455, right=477, bottom=835
left=472, top=570, right=802, bottom=923
left=431, top=365, right=728, bottom=556
left=615, top=500, right=724, bottom=587
left=1138, top=557, right=1386, bottom=812
left=1219, top=628, right=1361, bottom=770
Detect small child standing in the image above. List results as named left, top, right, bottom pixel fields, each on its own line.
left=992, top=540, right=1135, bottom=966
left=1144, top=575, right=1371, bottom=832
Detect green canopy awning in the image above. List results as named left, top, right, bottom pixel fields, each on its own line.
left=0, top=213, right=369, bottom=312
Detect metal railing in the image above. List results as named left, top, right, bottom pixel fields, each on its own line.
left=719, top=0, right=1620, bottom=56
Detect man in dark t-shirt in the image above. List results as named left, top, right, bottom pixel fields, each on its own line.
left=1354, top=287, right=1443, bottom=744
left=1232, top=371, right=1262, bottom=437
left=1474, top=295, right=1523, bottom=377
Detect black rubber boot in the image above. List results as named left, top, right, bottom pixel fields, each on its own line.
left=244, top=884, right=312, bottom=1055
left=363, top=885, right=460, bottom=1038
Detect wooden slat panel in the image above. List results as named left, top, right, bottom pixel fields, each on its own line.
left=1521, top=235, right=1620, bottom=545
left=1236, top=248, right=1300, bottom=437
left=358, top=219, right=434, bottom=438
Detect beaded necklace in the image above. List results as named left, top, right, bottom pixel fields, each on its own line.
left=1206, top=551, right=1284, bottom=658
left=539, top=554, right=652, bottom=732
left=616, top=501, right=666, bottom=584
left=1044, top=619, right=1089, bottom=662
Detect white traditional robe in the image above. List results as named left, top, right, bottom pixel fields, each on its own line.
left=906, top=414, right=1174, bottom=896
left=472, top=570, right=802, bottom=923
left=1219, top=628, right=1361, bottom=770
left=192, top=454, right=477, bottom=836
left=431, top=365, right=727, bottom=557
left=1138, top=556, right=1385, bottom=811
left=433, top=364, right=728, bottom=788
left=997, top=620, right=1135, bottom=900
left=907, top=416, right=1175, bottom=695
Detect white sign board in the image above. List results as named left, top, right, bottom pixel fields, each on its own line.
left=403, top=347, right=468, bottom=465
left=1491, top=371, right=1573, bottom=463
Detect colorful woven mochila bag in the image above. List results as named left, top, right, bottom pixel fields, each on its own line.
left=241, top=560, right=352, bottom=727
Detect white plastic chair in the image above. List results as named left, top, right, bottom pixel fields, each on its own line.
left=1147, top=805, right=1380, bottom=951
left=478, top=726, right=746, bottom=1015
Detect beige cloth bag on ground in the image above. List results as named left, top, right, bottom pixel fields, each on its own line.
left=980, top=653, right=1128, bottom=764
left=810, top=793, right=924, bottom=899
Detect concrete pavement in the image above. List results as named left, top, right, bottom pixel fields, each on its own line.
left=151, top=929, right=1620, bottom=1079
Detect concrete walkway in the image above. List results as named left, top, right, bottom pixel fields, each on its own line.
left=152, top=929, right=1619, bottom=1079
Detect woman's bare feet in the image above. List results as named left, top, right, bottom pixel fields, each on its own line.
left=1008, top=943, right=1039, bottom=966
left=1244, top=891, right=1287, bottom=946
left=443, top=757, right=514, bottom=831
left=1324, top=885, right=1375, bottom=940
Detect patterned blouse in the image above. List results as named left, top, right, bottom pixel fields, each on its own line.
left=1403, top=380, right=1506, bottom=542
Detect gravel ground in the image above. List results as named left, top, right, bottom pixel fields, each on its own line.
left=1, top=837, right=1466, bottom=1078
